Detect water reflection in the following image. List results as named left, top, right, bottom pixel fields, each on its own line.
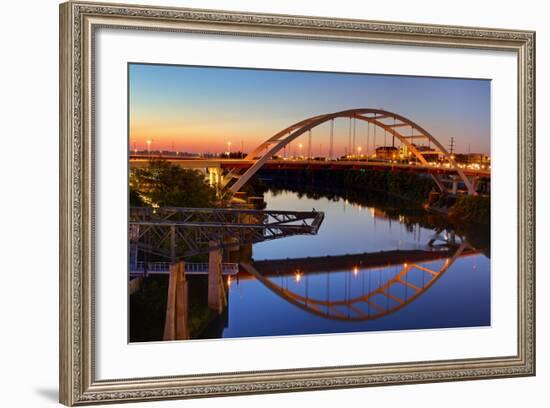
left=242, top=240, right=472, bottom=322
left=207, top=190, right=490, bottom=339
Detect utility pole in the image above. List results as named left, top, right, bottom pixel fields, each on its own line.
left=449, top=137, right=456, bottom=156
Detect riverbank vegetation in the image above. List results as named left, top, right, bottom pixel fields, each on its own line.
left=448, top=194, right=491, bottom=224
left=259, top=168, right=434, bottom=202
left=257, top=168, right=490, bottom=224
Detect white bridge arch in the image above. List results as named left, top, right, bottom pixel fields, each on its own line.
left=222, top=108, right=477, bottom=195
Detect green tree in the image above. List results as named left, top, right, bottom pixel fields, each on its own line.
left=131, top=159, right=216, bottom=208
left=129, top=186, right=146, bottom=207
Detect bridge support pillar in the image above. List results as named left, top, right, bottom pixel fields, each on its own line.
left=163, top=261, right=189, bottom=341
left=451, top=176, right=459, bottom=195
left=208, top=242, right=226, bottom=313
left=208, top=167, right=223, bottom=198
left=470, top=176, right=479, bottom=194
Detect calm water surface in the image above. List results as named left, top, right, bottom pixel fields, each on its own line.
left=217, top=190, right=490, bottom=339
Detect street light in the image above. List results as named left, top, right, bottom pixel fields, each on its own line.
left=227, top=141, right=232, bottom=155
left=357, top=146, right=362, bottom=158
left=146, top=139, right=152, bottom=157
left=298, top=143, right=303, bottom=159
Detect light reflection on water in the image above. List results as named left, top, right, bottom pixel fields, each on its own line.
left=219, top=191, right=490, bottom=339
left=255, top=191, right=435, bottom=259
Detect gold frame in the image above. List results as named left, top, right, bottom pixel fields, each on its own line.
left=59, top=1, right=536, bottom=405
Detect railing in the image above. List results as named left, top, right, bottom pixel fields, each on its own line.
left=130, top=261, right=239, bottom=276
left=135, top=261, right=171, bottom=273
left=185, top=262, right=239, bottom=275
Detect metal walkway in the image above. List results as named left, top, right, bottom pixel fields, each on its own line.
left=129, top=206, right=325, bottom=260
left=129, top=261, right=239, bottom=277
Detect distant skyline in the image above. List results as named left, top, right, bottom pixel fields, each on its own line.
left=129, top=63, right=491, bottom=156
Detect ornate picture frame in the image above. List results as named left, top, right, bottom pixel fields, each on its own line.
left=59, top=1, right=535, bottom=405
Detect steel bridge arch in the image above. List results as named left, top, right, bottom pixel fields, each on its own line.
left=223, top=108, right=476, bottom=195
left=240, top=241, right=471, bottom=322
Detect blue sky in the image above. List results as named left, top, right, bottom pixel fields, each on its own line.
left=129, top=63, right=490, bottom=155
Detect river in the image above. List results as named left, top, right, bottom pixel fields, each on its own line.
left=207, top=189, right=491, bottom=339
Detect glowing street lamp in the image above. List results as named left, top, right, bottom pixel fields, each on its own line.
left=298, top=143, right=303, bottom=159
left=227, top=141, right=232, bottom=154
left=357, top=146, right=362, bottom=157
left=146, top=139, right=152, bottom=156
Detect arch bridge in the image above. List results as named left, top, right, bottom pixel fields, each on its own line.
left=222, top=108, right=479, bottom=196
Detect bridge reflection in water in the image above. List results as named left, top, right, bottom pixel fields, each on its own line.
left=241, top=241, right=474, bottom=322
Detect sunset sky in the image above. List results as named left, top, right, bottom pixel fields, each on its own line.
left=129, top=63, right=491, bottom=156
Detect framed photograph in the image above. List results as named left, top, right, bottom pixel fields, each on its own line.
left=59, top=1, right=535, bottom=405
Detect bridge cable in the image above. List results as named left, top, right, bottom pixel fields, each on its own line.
left=373, top=118, right=377, bottom=157
left=347, top=116, right=351, bottom=155
left=392, top=116, right=396, bottom=148
left=352, top=115, right=356, bottom=156
left=410, top=125, right=415, bottom=162
left=366, top=119, right=370, bottom=161
left=329, top=119, right=334, bottom=160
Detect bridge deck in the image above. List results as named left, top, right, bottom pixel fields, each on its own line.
left=129, top=156, right=490, bottom=178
